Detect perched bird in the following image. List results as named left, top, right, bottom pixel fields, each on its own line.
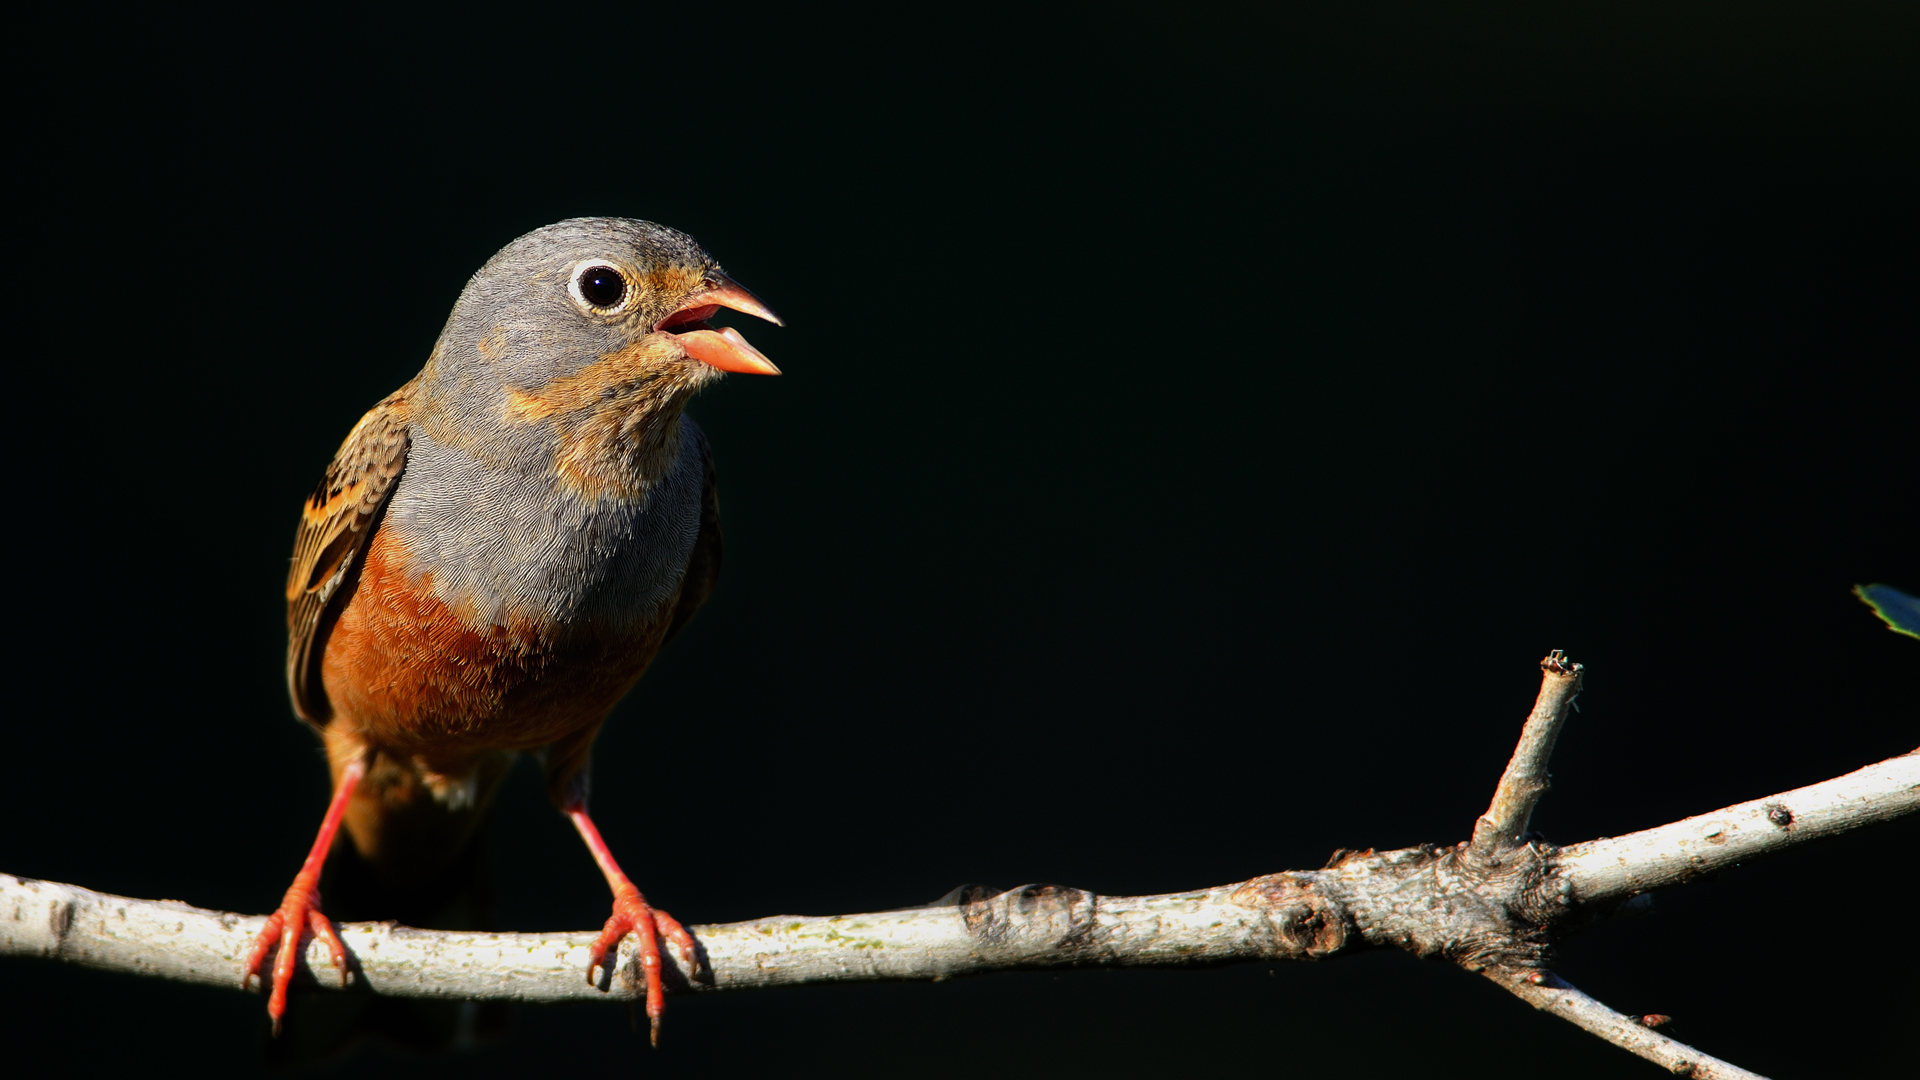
left=244, top=218, right=781, bottom=1043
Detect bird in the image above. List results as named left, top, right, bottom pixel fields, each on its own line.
left=242, top=217, right=781, bottom=1044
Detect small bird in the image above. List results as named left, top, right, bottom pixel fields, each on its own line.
left=243, top=218, right=781, bottom=1043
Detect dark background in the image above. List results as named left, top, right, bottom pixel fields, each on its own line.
left=4, top=5, right=1914, bottom=1076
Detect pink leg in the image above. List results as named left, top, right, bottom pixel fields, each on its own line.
left=567, top=804, right=700, bottom=1046
left=243, top=758, right=364, bottom=1035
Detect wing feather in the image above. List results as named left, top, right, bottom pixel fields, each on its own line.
left=285, top=383, right=414, bottom=725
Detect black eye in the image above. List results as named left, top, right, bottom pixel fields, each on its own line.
left=578, top=266, right=626, bottom=308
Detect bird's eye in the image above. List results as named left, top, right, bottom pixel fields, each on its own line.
left=577, top=265, right=627, bottom=308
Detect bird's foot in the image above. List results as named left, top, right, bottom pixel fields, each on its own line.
left=243, top=873, right=350, bottom=1036
left=586, top=883, right=698, bottom=1046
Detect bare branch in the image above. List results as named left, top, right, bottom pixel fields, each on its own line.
left=5, top=751, right=1914, bottom=1004
left=0, top=875, right=1314, bottom=1004
left=1492, top=969, right=1765, bottom=1079
left=4, top=652, right=1913, bottom=1078
left=1558, top=750, right=1920, bottom=906
left=1471, top=650, right=1584, bottom=854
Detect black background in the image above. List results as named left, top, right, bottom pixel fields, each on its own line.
left=4, top=5, right=1915, bottom=1077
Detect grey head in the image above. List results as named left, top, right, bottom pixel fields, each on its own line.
left=380, top=218, right=781, bottom=629
left=412, top=216, right=782, bottom=463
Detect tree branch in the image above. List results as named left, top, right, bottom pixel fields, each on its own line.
left=1472, top=650, right=1583, bottom=854
left=1558, top=752, right=1920, bottom=905
left=1492, top=970, right=1765, bottom=1080
left=5, top=656, right=1915, bottom=1078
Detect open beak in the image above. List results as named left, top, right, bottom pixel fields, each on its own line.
left=656, top=271, right=784, bottom=375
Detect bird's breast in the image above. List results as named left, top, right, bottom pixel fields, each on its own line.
left=316, top=419, right=707, bottom=757
left=382, top=418, right=706, bottom=632
left=319, top=528, right=677, bottom=758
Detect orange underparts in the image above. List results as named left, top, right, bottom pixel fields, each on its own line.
left=244, top=758, right=365, bottom=1035
left=322, top=530, right=667, bottom=759
left=568, top=805, right=700, bottom=1045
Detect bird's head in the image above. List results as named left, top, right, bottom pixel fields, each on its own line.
left=418, top=217, right=781, bottom=466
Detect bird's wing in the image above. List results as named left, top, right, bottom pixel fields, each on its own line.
left=661, top=423, right=722, bottom=648
left=285, top=383, right=415, bottom=726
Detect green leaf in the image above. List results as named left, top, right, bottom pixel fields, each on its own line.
left=1855, top=583, right=1920, bottom=640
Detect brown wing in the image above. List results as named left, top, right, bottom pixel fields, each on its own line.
left=661, top=424, right=721, bottom=647
left=285, top=383, right=414, bottom=726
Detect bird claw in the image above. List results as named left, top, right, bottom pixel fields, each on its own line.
left=585, top=885, right=698, bottom=1046
left=242, top=877, right=350, bottom=1036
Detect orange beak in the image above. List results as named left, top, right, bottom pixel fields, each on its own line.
left=657, top=271, right=784, bottom=375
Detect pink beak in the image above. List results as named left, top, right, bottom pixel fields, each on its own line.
left=656, top=272, right=784, bottom=376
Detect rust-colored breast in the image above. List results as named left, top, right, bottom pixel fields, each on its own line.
left=319, top=527, right=674, bottom=772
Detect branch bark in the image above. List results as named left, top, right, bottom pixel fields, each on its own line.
left=1472, top=649, right=1583, bottom=854
left=5, top=657, right=1915, bottom=1079
left=1494, top=970, right=1766, bottom=1080
left=1558, top=756, right=1920, bottom=905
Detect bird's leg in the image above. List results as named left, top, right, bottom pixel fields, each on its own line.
left=243, top=757, right=365, bottom=1035
left=566, top=804, right=699, bottom=1046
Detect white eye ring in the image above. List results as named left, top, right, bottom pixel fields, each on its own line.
left=567, top=259, right=636, bottom=314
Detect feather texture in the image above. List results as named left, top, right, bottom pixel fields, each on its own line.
left=285, top=383, right=414, bottom=726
